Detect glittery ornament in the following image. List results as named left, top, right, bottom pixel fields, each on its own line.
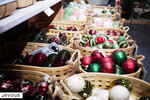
left=91, top=50, right=103, bottom=62
left=87, top=63, right=100, bottom=72
left=100, top=61, right=116, bottom=73
left=37, top=82, right=49, bottom=96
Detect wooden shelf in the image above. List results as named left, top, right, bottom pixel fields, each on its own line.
left=0, top=0, right=61, bottom=34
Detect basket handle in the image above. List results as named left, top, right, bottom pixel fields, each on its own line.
left=125, top=35, right=132, bottom=40
left=135, top=55, right=145, bottom=66
left=120, top=18, right=125, bottom=25
left=122, top=26, right=130, bottom=32
left=60, top=80, right=73, bottom=100
left=66, top=49, right=81, bottom=67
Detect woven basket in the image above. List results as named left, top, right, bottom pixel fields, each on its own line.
left=16, top=0, right=36, bottom=8
left=61, top=73, right=150, bottom=100
left=86, top=26, right=129, bottom=39
left=47, top=21, right=86, bottom=38
left=78, top=55, right=145, bottom=78
left=62, top=19, right=88, bottom=25
left=0, top=42, right=80, bottom=81
left=87, top=17, right=125, bottom=29
left=0, top=1, right=16, bottom=19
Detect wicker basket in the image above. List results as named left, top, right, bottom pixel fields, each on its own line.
left=78, top=55, right=145, bottom=78
left=47, top=21, right=86, bottom=38
left=0, top=1, right=16, bottom=19
left=61, top=73, right=150, bottom=100
left=86, top=26, right=129, bottom=39
left=16, top=0, right=36, bottom=8
left=0, top=42, right=80, bottom=81
left=87, top=17, right=125, bottom=29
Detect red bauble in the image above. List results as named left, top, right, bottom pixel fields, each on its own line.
left=84, top=45, right=91, bottom=48
left=67, top=26, right=77, bottom=31
left=53, top=56, right=67, bottom=67
left=122, top=59, right=138, bottom=73
left=48, top=25, right=56, bottom=29
left=107, top=40, right=114, bottom=44
left=48, top=37, right=59, bottom=44
left=96, top=36, right=104, bottom=44
left=108, top=29, right=115, bottom=33
left=33, top=53, right=47, bottom=66
left=99, top=56, right=112, bottom=64
left=80, top=56, right=93, bottom=66
left=23, top=54, right=34, bottom=65
left=91, top=50, right=103, bottom=62
left=37, top=82, right=49, bottom=96
left=0, top=81, right=14, bottom=92
left=100, top=61, right=116, bottom=73
left=107, top=32, right=116, bottom=36
left=22, top=84, right=35, bottom=99
left=59, top=33, right=67, bottom=41
left=116, top=32, right=123, bottom=37
left=89, top=29, right=97, bottom=35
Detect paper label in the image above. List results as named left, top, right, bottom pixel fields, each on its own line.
left=44, top=8, right=54, bottom=17
left=30, top=42, right=62, bottom=56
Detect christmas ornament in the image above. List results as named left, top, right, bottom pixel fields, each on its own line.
left=33, top=53, right=47, bottom=66
left=107, top=32, right=116, bottom=36
left=23, top=54, right=34, bottom=65
left=22, top=84, right=35, bottom=99
left=88, top=39, right=97, bottom=47
left=84, top=45, right=91, bottom=48
left=80, top=56, right=93, bottom=66
left=66, top=75, right=85, bottom=92
left=53, top=56, right=67, bottom=67
left=97, top=44, right=103, bottom=49
left=102, top=10, right=107, bottom=14
left=48, top=25, right=56, bottom=29
left=122, top=59, right=138, bottom=74
left=83, top=35, right=89, bottom=41
left=23, top=80, right=33, bottom=85
left=96, top=36, right=104, bottom=44
left=89, top=29, right=97, bottom=35
left=99, top=56, right=112, bottom=63
left=113, top=78, right=132, bottom=91
left=112, top=44, right=120, bottom=49
left=37, top=82, right=49, bottom=96
left=86, top=96, right=99, bottom=100
left=117, top=36, right=126, bottom=43
left=63, top=14, right=70, bottom=20
left=115, top=65, right=124, bottom=75
left=46, top=53, right=57, bottom=64
left=13, top=79, right=22, bottom=92
left=35, top=95, right=46, bottom=100
left=87, top=63, right=100, bottom=72
left=116, top=32, right=123, bottom=37
left=103, top=41, right=113, bottom=49
left=109, top=85, right=130, bottom=100
left=119, top=41, right=128, bottom=48
left=90, top=46, right=97, bottom=49
left=0, top=81, right=14, bottom=92
left=58, top=49, right=71, bottom=60
left=67, top=26, right=77, bottom=31
left=108, top=29, right=115, bottom=33
left=48, top=37, right=59, bottom=44
left=111, top=50, right=127, bottom=65
left=91, top=50, right=103, bottom=62
left=107, top=40, right=113, bottom=44
left=90, top=35, right=97, bottom=40
left=78, top=80, right=92, bottom=99
left=95, top=89, right=109, bottom=100
left=58, top=33, right=67, bottom=41
left=100, top=61, right=115, bottom=73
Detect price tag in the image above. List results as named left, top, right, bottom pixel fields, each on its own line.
left=44, top=8, right=54, bottom=17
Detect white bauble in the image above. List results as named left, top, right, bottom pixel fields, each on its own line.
left=103, top=21, right=113, bottom=28
left=78, top=14, right=86, bottom=21
left=97, top=89, right=109, bottom=100
left=91, top=88, right=101, bottom=95
left=86, top=96, right=100, bottom=100
left=66, top=75, right=85, bottom=93
left=109, top=85, right=130, bottom=100
left=69, top=15, right=77, bottom=21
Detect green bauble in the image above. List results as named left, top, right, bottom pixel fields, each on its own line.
left=109, top=10, right=114, bottom=14
left=113, top=78, right=132, bottom=91
left=78, top=80, right=93, bottom=99
left=58, top=49, right=71, bottom=60
left=112, top=44, right=120, bottom=49
left=119, top=41, right=128, bottom=48
left=103, top=41, right=113, bottom=49
left=107, top=36, right=114, bottom=40
left=112, top=50, right=127, bottom=65
left=117, top=36, right=126, bottom=43
left=65, top=7, right=72, bottom=15
left=90, top=35, right=97, bottom=40
left=115, top=65, right=124, bottom=75
left=83, top=34, right=89, bottom=40
left=87, top=63, right=100, bottom=72
left=88, top=39, right=97, bottom=47
left=90, top=46, right=97, bottom=49
left=97, top=44, right=103, bottom=49
left=99, top=34, right=108, bottom=41
left=63, top=14, right=70, bottom=20
left=47, top=53, right=57, bottom=64
left=102, top=10, right=107, bottom=14
left=43, top=62, right=53, bottom=67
